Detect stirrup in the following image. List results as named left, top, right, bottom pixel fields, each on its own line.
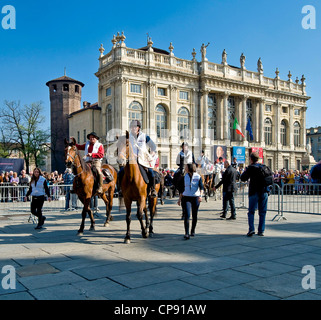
left=150, top=189, right=157, bottom=198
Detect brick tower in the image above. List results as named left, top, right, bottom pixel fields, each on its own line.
left=46, top=75, right=85, bottom=173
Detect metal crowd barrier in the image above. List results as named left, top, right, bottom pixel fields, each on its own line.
left=0, top=184, right=77, bottom=216
left=234, top=182, right=321, bottom=220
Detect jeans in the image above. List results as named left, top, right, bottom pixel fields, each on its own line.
left=248, top=192, right=268, bottom=233
left=31, top=196, right=45, bottom=221
left=65, top=187, right=71, bottom=210
left=182, top=196, right=200, bottom=236
left=222, top=191, right=236, bottom=217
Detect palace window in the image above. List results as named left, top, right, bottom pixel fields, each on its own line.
left=264, top=118, right=273, bottom=146
left=208, top=94, right=217, bottom=140
left=280, top=120, right=287, bottom=146
left=294, top=121, right=301, bottom=147
left=106, top=87, right=112, bottom=96
left=265, top=104, right=272, bottom=112
left=128, top=101, right=143, bottom=127
left=157, top=88, right=167, bottom=96
left=130, top=84, right=142, bottom=94
left=155, top=104, right=167, bottom=138
left=106, top=104, right=113, bottom=134
left=246, top=99, right=253, bottom=142
left=178, top=107, right=190, bottom=140
left=228, top=96, right=235, bottom=141
left=179, top=91, right=189, bottom=100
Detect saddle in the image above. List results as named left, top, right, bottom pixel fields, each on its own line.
left=138, top=163, right=161, bottom=185
left=87, top=163, right=114, bottom=184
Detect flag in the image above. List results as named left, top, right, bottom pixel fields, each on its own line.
left=233, top=118, right=245, bottom=138
left=246, top=118, right=254, bottom=141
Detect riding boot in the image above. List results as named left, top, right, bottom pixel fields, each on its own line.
left=150, top=176, right=157, bottom=198
left=97, top=172, right=104, bottom=194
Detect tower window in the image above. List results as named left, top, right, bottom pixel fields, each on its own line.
left=52, top=84, right=57, bottom=92
left=75, top=85, right=79, bottom=93
left=63, top=84, right=69, bottom=92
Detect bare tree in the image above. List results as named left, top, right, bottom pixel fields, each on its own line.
left=0, top=101, right=49, bottom=173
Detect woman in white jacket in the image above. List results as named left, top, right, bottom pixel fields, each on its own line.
left=25, top=168, right=51, bottom=230
left=177, top=163, right=204, bottom=240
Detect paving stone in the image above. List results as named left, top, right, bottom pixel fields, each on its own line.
left=16, top=263, right=60, bottom=277
left=1, top=199, right=321, bottom=300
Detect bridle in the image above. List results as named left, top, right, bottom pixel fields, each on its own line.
left=66, top=146, right=83, bottom=176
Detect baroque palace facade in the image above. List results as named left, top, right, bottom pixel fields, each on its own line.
left=68, top=32, right=310, bottom=170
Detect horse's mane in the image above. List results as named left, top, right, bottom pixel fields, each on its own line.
left=72, top=146, right=91, bottom=175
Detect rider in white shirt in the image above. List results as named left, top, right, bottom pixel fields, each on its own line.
left=176, top=142, right=195, bottom=173
left=129, top=120, right=158, bottom=198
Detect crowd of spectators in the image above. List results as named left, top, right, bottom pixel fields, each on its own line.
left=0, top=169, right=78, bottom=209
left=273, top=168, right=320, bottom=195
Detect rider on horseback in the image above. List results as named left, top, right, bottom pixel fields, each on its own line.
left=176, top=142, right=196, bottom=172
left=76, top=132, right=105, bottom=194
left=129, top=120, right=158, bottom=198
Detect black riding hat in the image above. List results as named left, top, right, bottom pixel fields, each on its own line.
left=87, top=132, right=100, bottom=140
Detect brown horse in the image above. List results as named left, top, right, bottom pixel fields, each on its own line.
left=117, top=131, right=160, bottom=244
left=64, top=138, right=117, bottom=235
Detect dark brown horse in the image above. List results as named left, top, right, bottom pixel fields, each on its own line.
left=64, top=138, right=117, bottom=235
left=117, top=131, right=160, bottom=244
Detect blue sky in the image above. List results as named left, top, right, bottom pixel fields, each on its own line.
left=0, top=0, right=320, bottom=129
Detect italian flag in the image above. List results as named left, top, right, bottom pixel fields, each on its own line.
left=233, top=118, right=245, bottom=138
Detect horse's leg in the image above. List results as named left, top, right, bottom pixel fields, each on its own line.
left=85, top=197, right=95, bottom=231
left=137, top=198, right=148, bottom=239
left=88, top=207, right=95, bottom=231
left=124, top=198, right=132, bottom=244
left=78, top=196, right=91, bottom=235
left=78, top=208, right=86, bottom=236
left=148, top=197, right=157, bottom=237
left=101, top=189, right=111, bottom=227
left=144, top=199, right=149, bottom=231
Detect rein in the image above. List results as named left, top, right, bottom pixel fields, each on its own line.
left=67, top=149, right=84, bottom=176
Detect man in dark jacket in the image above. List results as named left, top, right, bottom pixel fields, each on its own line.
left=214, top=160, right=238, bottom=220
left=241, top=152, right=269, bottom=237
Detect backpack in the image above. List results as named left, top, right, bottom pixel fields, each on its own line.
left=256, top=164, right=274, bottom=187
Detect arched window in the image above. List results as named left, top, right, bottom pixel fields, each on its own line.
left=264, top=118, right=273, bottom=146
left=280, top=120, right=287, bottom=146
left=294, top=122, right=301, bottom=147
left=106, top=104, right=113, bottom=135
left=228, top=96, right=235, bottom=141
left=246, top=99, right=253, bottom=142
left=178, top=107, right=190, bottom=140
left=155, top=104, right=167, bottom=138
left=208, top=94, right=217, bottom=140
left=128, top=101, right=143, bottom=127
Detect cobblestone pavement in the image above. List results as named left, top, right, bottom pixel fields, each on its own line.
left=0, top=196, right=321, bottom=300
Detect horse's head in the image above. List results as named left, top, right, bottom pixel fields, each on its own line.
left=116, top=134, right=128, bottom=167
left=64, top=137, right=78, bottom=168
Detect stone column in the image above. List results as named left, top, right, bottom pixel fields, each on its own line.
left=148, top=81, right=156, bottom=141
left=235, top=96, right=242, bottom=142
left=170, top=85, right=178, bottom=145
left=121, top=77, right=128, bottom=134
left=259, top=98, right=265, bottom=145
left=275, top=101, right=281, bottom=147
left=201, top=89, right=210, bottom=141
left=302, top=106, right=307, bottom=147
left=289, top=104, right=294, bottom=149
left=223, top=91, right=230, bottom=141
left=216, top=93, right=223, bottom=141
left=242, top=95, right=249, bottom=143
